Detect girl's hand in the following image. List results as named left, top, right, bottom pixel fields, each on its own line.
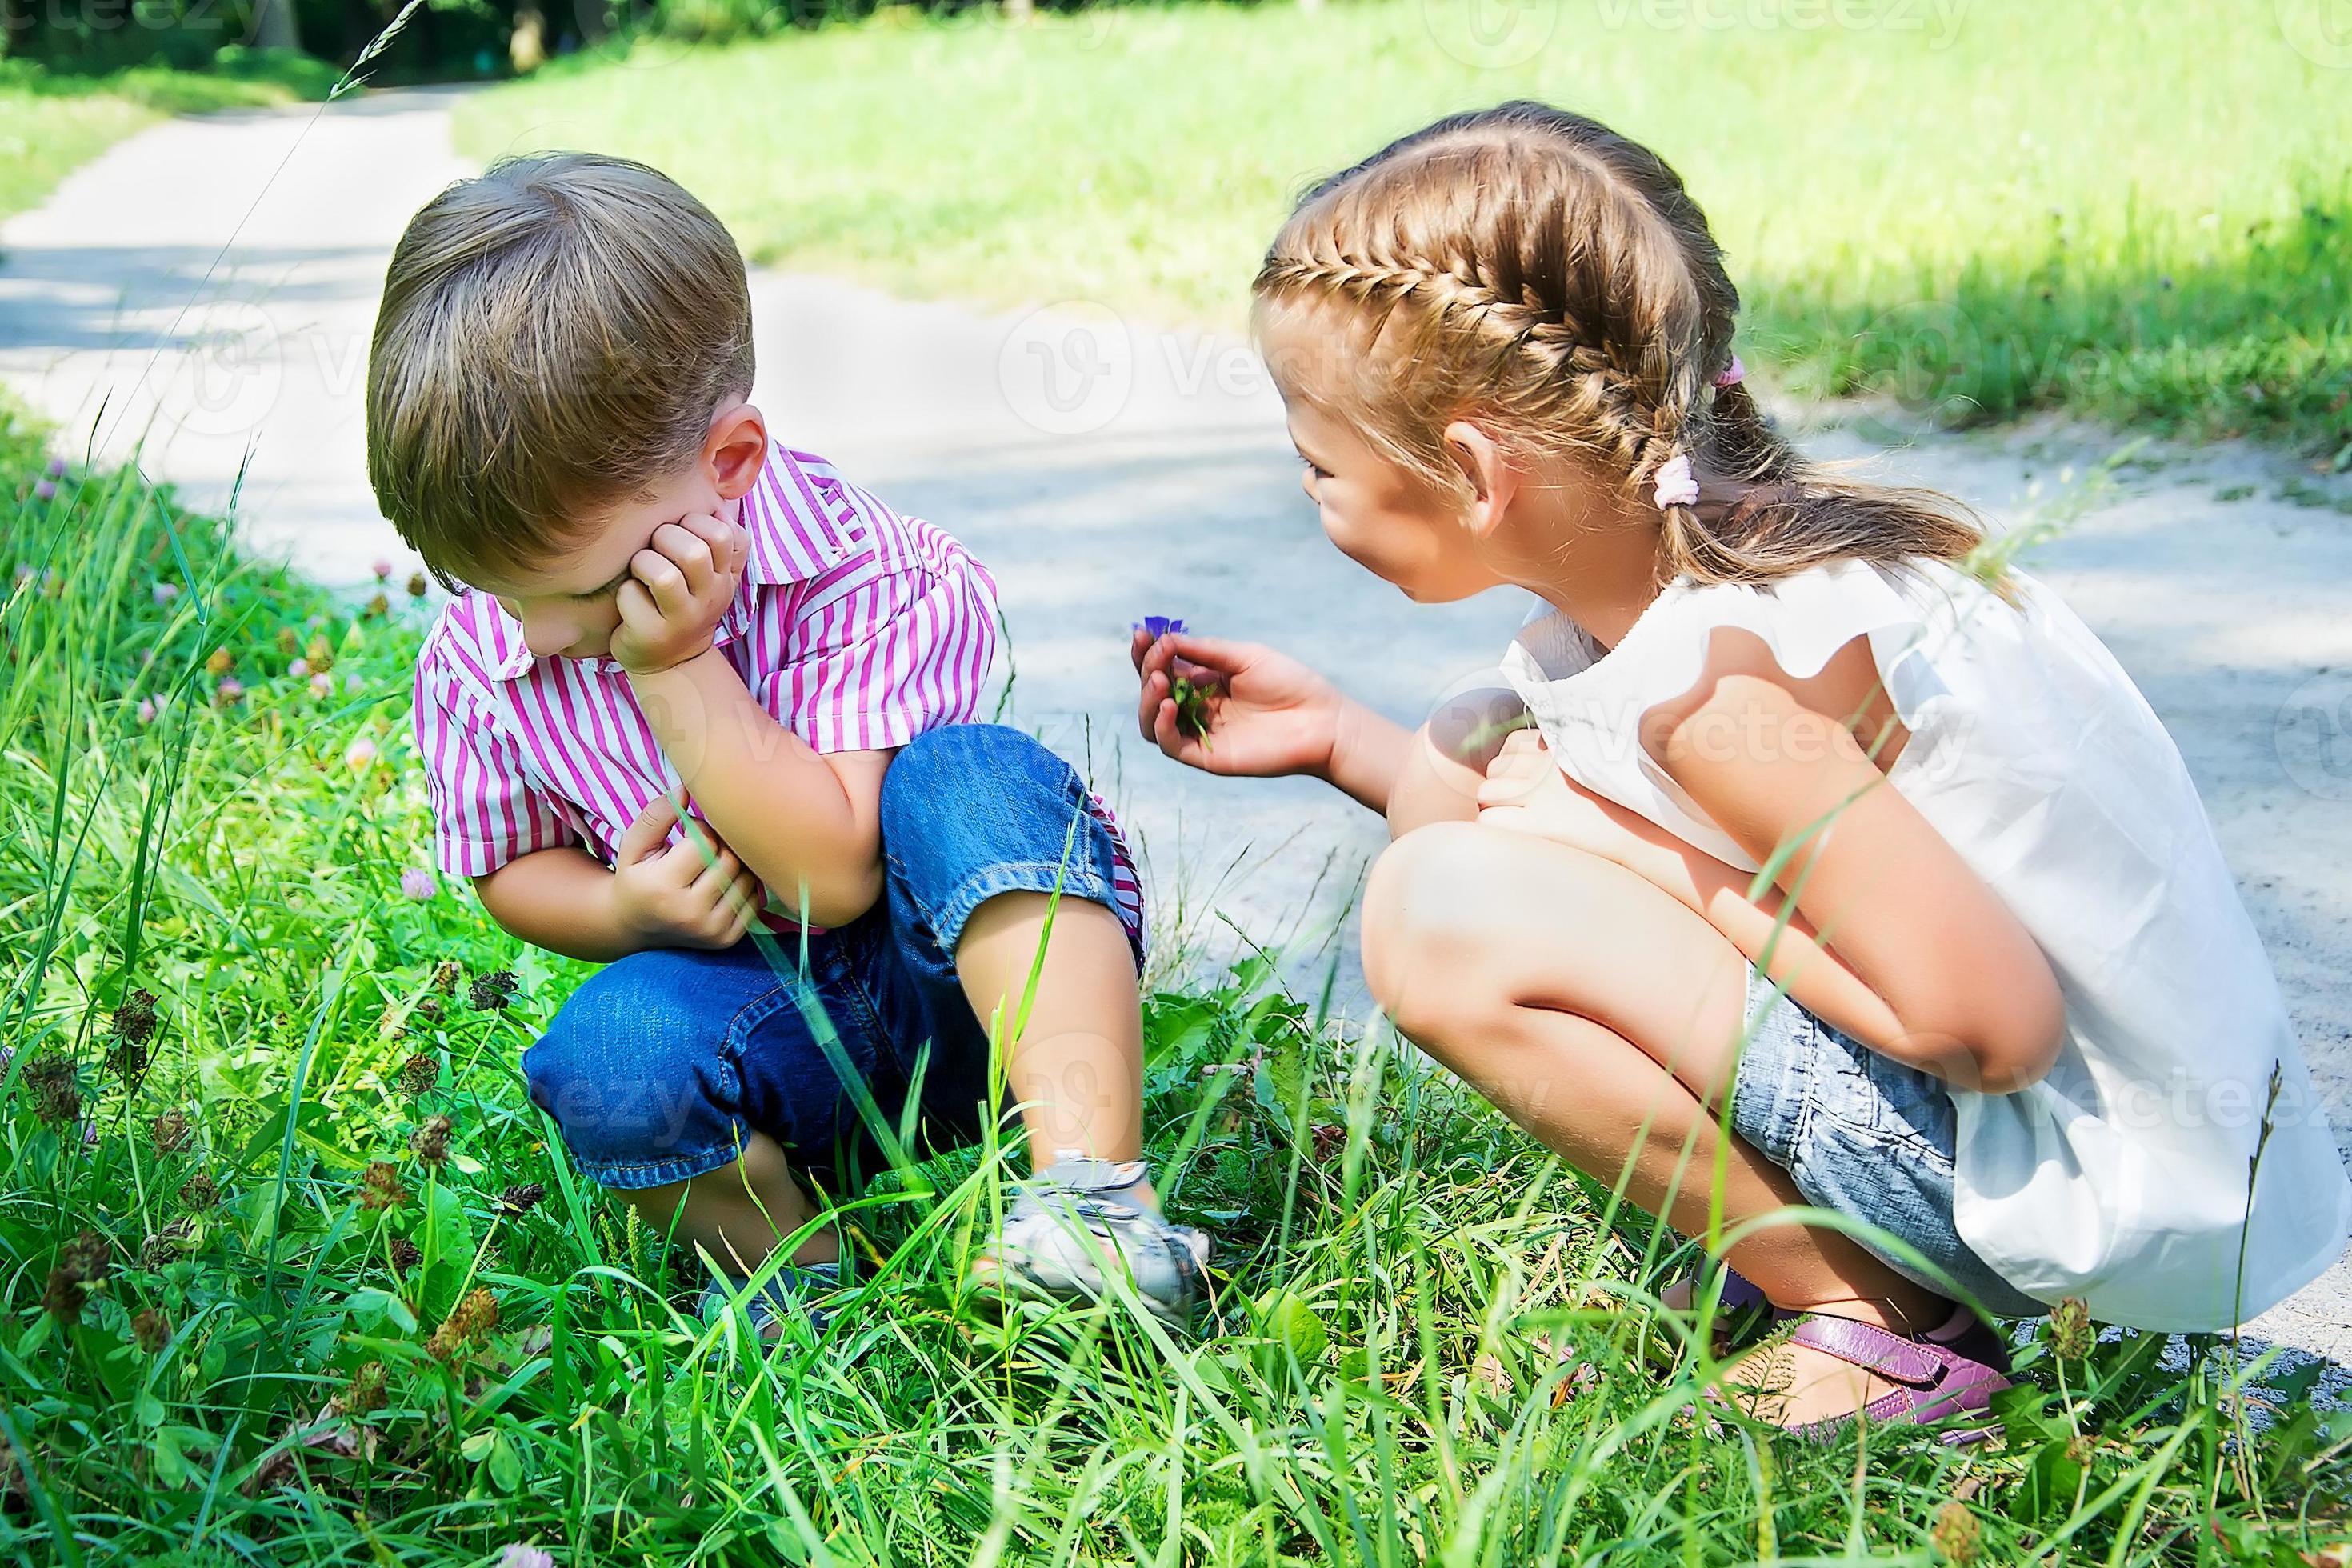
left=613, top=513, right=751, bottom=676
left=608, top=795, right=765, bottom=950
left=1475, top=728, right=1631, bottom=862
left=1131, top=628, right=1343, bottom=778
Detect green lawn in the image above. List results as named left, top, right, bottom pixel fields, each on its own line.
left=0, top=50, right=338, bottom=223
left=457, top=0, right=2352, bottom=453
left=3, top=406, right=2348, bottom=1560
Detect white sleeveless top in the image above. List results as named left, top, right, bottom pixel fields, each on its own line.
left=1498, top=558, right=2348, bottom=1330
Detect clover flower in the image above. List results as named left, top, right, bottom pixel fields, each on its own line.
left=387, top=1237, right=422, bottom=1274
left=414, top=995, right=445, bottom=1026
left=133, top=1308, right=172, bottom=1354
left=32, top=479, right=54, bottom=502
left=2048, top=1295, right=2094, bottom=1360
left=427, top=1287, right=500, bottom=1362
left=372, top=558, right=393, bottom=582
left=1930, top=1502, right=1981, bottom=1565
left=288, top=658, right=310, bottom=680
left=45, top=457, right=65, bottom=479
left=502, top=1548, right=556, bottom=1568
left=214, top=677, right=244, bottom=708
left=23, top=1056, right=81, bottom=1126
left=401, top=867, right=438, bottom=902
left=178, top=1173, right=219, bottom=1210
left=309, top=672, right=333, bottom=700
left=113, top=988, right=159, bottom=1046
left=43, top=1232, right=110, bottom=1323
left=137, top=698, right=158, bottom=725
left=396, top=1052, right=438, bottom=1098
left=469, top=970, right=518, bottom=1011
left=152, top=582, right=179, bottom=606
left=342, top=1362, right=389, bottom=1416
left=410, top=1114, right=454, bottom=1168
left=150, top=1110, right=191, bottom=1154
left=407, top=571, right=430, bottom=599
left=359, top=1160, right=409, bottom=1210
left=305, top=634, right=334, bottom=672
left=498, top=1182, right=546, bottom=1218
left=366, top=591, right=390, bottom=619
left=344, top=736, right=379, bottom=772
left=139, top=1218, right=194, bottom=1270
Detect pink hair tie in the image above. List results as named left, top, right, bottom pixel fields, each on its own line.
left=1652, top=454, right=1699, bottom=510
left=1714, top=354, right=1746, bottom=389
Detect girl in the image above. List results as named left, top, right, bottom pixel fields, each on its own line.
left=1133, top=102, right=2348, bottom=1436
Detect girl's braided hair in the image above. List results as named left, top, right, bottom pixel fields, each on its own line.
left=1253, top=102, right=1985, bottom=587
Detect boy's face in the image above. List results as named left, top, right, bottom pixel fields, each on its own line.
left=466, top=404, right=766, bottom=660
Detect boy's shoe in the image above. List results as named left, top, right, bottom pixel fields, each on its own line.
left=698, top=1259, right=840, bottom=1339
left=972, top=1156, right=1210, bottom=1327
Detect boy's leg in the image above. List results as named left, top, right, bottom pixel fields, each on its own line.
left=523, top=942, right=892, bottom=1286
left=875, top=723, right=1204, bottom=1317
left=1362, top=820, right=1949, bottom=1426
left=954, top=891, right=1152, bottom=1202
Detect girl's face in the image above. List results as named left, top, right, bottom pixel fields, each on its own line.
left=1260, top=312, right=1506, bottom=605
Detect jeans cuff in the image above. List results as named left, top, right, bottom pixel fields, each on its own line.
left=925, top=856, right=1126, bottom=962
left=571, top=1140, right=751, bottom=1191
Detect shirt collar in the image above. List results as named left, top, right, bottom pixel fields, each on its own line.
left=477, top=441, right=847, bottom=681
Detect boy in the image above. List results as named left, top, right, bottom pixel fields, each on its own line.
left=366, top=152, right=1206, bottom=1328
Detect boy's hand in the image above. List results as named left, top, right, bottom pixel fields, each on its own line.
left=608, top=794, right=765, bottom=950
left=612, top=513, right=753, bottom=676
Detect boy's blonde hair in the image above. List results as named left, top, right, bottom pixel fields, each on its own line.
left=366, top=152, right=754, bottom=586
left=1255, top=102, right=1985, bottom=587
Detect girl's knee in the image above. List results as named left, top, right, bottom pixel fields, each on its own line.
left=1362, top=822, right=1518, bottom=1041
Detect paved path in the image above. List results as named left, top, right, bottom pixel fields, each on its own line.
left=4, top=88, right=2347, bottom=1370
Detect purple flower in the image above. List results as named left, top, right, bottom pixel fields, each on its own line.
left=309, top=672, right=334, bottom=700
left=13, top=565, right=30, bottom=588
left=371, top=557, right=394, bottom=582
left=137, top=698, right=158, bottom=725
left=288, top=658, right=310, bottom=679
left=214, top=678, right=245, bottom=706
left=152, top=582, right=180, bottom=606
left=1135, top=615, right=1187, bottom=641
left=45, top=457, right=66, bottom=479
left=500, top=1549, right=556, bottom=1568
left=400, top=867, right=438, bottom=902
left=344, top=736, right=379, bottom=771
left=33, top=479, right=55, bottom=502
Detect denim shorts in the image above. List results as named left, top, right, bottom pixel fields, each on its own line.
left=520, top=724, right=1141, bottom=1193
left=1727, top=968, right=2046, bottom=1318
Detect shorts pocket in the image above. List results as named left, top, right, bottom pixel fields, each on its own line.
left=1802, top=1027, right=1957, bottom=1177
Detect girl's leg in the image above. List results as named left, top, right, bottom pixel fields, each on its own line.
left=1362, top=820, right=1947, bottom=1425
left=615, top=1133, right=835, bottom=1274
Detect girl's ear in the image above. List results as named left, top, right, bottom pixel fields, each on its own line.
left=704, top=402, right=770, bottom=501
left=1442, top=420, right=1518, bottom=539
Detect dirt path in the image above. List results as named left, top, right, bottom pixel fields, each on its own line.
left=3, top=87, right=2346, bottom=1370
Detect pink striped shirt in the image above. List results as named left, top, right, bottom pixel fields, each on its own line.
left=412, top=442, right=1143, bottom=948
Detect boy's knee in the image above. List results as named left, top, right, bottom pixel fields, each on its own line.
left=522, top=957, right=726, bottom=1176
left=882, top=725, right=1066, bottom=843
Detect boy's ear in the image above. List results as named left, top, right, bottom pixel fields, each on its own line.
left=1441, top=420, right=1518, bottom=540
left=704, top=402, right=769, bottom=502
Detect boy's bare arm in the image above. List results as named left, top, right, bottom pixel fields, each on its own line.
left=474, top=797, right=767, bottom=962
left=610, top=511, right=888, bottom=928
left=628, top=652, right=891, bottom=928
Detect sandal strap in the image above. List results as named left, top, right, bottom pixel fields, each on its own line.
left=1786, top=1314, right=1954, bottom=1388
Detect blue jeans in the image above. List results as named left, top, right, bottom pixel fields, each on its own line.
left=521, top=725, right=1142, bottom=1193
left=1728, top=966, right=2047, bottom=1318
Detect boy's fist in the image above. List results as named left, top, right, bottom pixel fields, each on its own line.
left=612, top=512, right=752, bottom=676
left=609, top=794, right=764, bottom=950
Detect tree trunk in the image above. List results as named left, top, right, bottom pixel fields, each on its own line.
left=250, top=0, right=302, bottom=51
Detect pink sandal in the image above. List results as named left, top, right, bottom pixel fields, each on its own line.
left=1715, top=1304, right=2015, bottom=1445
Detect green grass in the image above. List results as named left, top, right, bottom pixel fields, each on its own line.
left=0, top=50, right=338, bottom=224
left=456, top=0, right=2352, bottom=454
left=4, top=412, right=2350, bottom=1562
